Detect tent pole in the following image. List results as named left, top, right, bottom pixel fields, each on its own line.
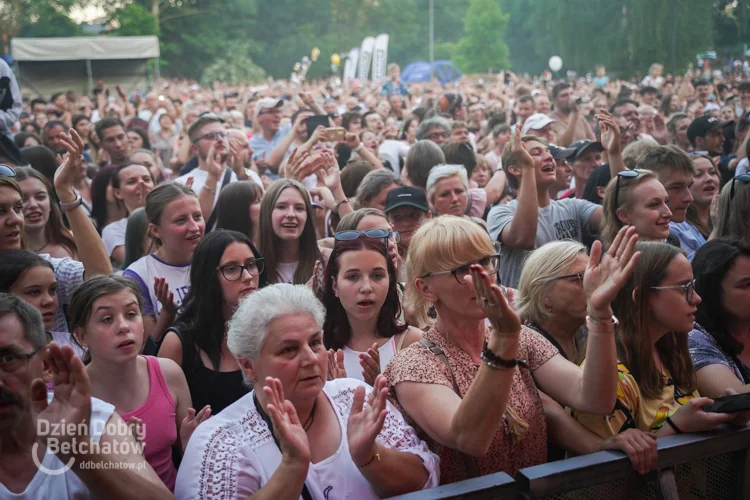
left=155, top=58, right=161, bottom=93
left=86, top=59, right=93, bottom=96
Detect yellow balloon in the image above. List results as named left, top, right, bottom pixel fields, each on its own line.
left=331, top=54, right=341, bottom=66
left=312, top=47, right=320, bottom=61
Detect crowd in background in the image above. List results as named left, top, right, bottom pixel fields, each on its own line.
left=1, top=55, right=750, bottom=499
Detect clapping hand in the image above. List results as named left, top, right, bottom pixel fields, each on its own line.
left=359, top=343, right=381, bottom=386
left=348, top=375, right=389, bottom=466
left=205, top=142, right=224, bottom=180
left=583, top=226, right=640, bottom=318
left=470, top=264, right=521, bottom=338
left=262, top=377, right=311, bottom=464
left=180, top=405, right=211, bottom=451
left=596, top=110, right=622, bottom=156
left=327, top=349, right=346, bottom=380
left=154, top=277, right=179, bottom=316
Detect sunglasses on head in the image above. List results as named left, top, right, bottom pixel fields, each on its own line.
left=614, top=169, right=645, bottom=208
left=730, top=173, right=750, bottom=200
left=0, top=164, right=17, bottom=177
left=334, top=229, right=400, bottom=244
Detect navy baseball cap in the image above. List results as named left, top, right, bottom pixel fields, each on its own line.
left=384, top=186, right=429, bottom=213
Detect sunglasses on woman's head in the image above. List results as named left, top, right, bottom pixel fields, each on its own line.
left=614, top=169, right=644, bottom=208
left=334, top=229, right=400, bottom=244
left=0, top=164, right=16, bottom=177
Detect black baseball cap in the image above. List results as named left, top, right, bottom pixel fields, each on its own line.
left=569, top=140, right=604, bottom=162
left=385, top=186, right=429, bottom=213
left=687, top=116, right=731, bottom=145
left=549, top=143, right=576, bottom=161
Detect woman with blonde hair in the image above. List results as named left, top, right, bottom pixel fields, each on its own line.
left=710, top=174, right=750, bottom=242
left=386, top=215, right=641, bottom=483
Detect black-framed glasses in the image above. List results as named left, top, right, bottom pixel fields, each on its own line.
left=550, top=272, right=584, bottom=285
left=650, top=279, right=696, bottom=303
left=195, top=130, right=228, bottom=143
left=730, top=174, right=750, bottom=200
left=614, top=169, right=642, bottom=208
left=334, top=229, right=400, bottom=244
left=217, top=258, right=265, bottom=281
left=420, top=254, right=500, bottom=285
left=0, top=164, right=17, bottom=177
left=0, top=347, right=41, bottom=374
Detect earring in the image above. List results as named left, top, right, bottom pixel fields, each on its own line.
left=427, top=304, right=437, bottom=319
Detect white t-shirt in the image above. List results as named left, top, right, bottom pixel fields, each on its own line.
left=342, top=336, right=399, bottom=382
left=175, top=378, right=439, bottom=500
left=0, top=397, right=115, bottom=499
left=174, top=167, right=265, bottom=211
left=276, top=261, right=299, bottom=284
left=123, top=253, right=191, bottom=317
left=378, top=140, right=410, bottom=177
left=101, top=218, right=128, bottom=257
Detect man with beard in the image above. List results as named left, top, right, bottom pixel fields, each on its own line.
left=0, top=295, right=169, bottom=498
left=548, top=82, right=595, bottom=146
left=175, top=113, right=233, bottom=215
left=227, top=128, right=265, bottom=191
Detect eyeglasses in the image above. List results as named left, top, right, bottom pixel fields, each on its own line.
left=614, top=169, right=643, bottom=208
left=424, top=132, right=449, bottom=141
left=217, top=259, right=265, bottom=281
left=550, top=272, right=584, bottom=285
left=195, top=130, right=228, bottom=143
left=650, top=279, right=696, bottom=303
left=334, top=229, right=400, bottom=244
left=0, top=164, right=17, bottom=177
left=0, top=348, right=41, bottom=374
left=730, top=173, right=750, bottom=200
left=420, top=254, right=501, bottom=285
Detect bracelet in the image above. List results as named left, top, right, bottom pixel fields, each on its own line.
left=203, top=184, right=216, bottom=194
left=60, top=194, right=83, bottom=212
left=586, top=314, right=619, bottom=328
left=334, top=198, right=350, bottom=211
left=358, top=451, right=380, bottom=468
left=481, top=341, right=525, bottom=369
left=666, top=416, right=683, bottom=434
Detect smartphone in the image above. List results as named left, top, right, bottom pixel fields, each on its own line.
left=325, top=127, right=346, bottom=142
left=703, top=393, right=750, bottom=414
left=306, top=115, right=330, bottom=139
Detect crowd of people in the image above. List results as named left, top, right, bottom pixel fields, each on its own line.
left=1, top=55, right=750, bottom=499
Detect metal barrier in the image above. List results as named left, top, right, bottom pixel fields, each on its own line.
left=390, top=425, right=750, bottom=500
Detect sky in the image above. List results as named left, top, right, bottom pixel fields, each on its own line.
left=70, top=5, right=107, bottom=24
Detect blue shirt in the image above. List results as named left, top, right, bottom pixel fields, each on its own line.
left=381, top=80, right=409, bottom=97
left=250, top=123, right=292, bottom=162
left=669, top=221, right=706, bottom=261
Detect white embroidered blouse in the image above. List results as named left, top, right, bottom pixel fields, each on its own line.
left=175, top=377, right=440, bottom=499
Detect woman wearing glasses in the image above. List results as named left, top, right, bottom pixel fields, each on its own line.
left=601, top=169, right=674, bottom=247
left=385, top=216, right=640, bottom=483
left=321, top=235, right=422, bottom=384
left=158, top=230, right=266, bottom=414
left=710, top=173, right=750, bottom=242
left=576, top=242, right=736, bottom=439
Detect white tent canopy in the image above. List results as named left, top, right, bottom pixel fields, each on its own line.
left=11, top=36, right=160, bottom=98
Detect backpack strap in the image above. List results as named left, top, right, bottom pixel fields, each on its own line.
left=418, top=336, right=481, bottom=478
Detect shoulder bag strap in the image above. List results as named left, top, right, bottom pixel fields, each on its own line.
left=165, top=326, right=196, bottom=376
left=418, top=337, right=481, bottom=478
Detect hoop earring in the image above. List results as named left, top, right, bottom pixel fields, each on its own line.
left=427, top=304, right=437, bottom=319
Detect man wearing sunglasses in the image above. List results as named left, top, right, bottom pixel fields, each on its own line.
left=175, top=113, right=236, bottom=216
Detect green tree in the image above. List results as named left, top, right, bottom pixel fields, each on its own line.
left=114, top=3, right=159, bottom=36
left=1, top=0, right=81, bottom=51
left=200, top=41, right=266, bottom=85
left=18, top=4, right=81, bottom=38
left=454, top=0, right=510, bottom=73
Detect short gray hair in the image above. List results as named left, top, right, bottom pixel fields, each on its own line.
left=416, top=117, right=450, bottom=141
left=0, top=294, right=47, bottom=350
left=426, top=164, right=468, bottom=206
left=227, top=284, right=326, bottom=365
left=516, top=241, right=586, bottom=324
left=355, top=169, right=402, bottom=209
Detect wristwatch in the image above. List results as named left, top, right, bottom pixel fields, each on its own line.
left=60, top=194, right=83, bottom=212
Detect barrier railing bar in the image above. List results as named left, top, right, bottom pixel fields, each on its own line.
left=387, top=471, right=515, bottom=500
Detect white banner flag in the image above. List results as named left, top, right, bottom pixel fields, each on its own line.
left=343, top=48, right=359, bottom=83
left=371, top=34, right=390, bottom=82
left=357, top=36, right=375, bottom=81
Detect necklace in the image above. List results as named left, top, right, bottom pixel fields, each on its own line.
left=302, top=400, right=317, bottom=432
left=33, top=242, right=49, bottom=253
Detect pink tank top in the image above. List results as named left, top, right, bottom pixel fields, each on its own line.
left=120, top=355, right=178, bottom=491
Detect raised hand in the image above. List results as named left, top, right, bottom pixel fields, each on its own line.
left=344, top=132, right=360, bottom=150
left=227, top=140, right=246, bottom=176
left=31, top=344, right=92, bottom=451
left=327, top=348, right=346, bottom=380
left=320, top=151, right=342, bottom=191
left=348, top=375, right=388, bottom=466
left=54, top=129, right=85, bottom=197
left=205, top=141, right=224, bottom=181
left=596, top=110, right=622, bottom=156
left=359, top=343, right=381, bottom=386
left=180, top=405, right=212, bottom=450
left=262, top=377, right=311, bottom=464
left=583, top=226, right=641, bottom=317
left=154, top=276, right=179, bottom=316
left=469, top=264, right=521, bottom=338
left=511, top=123, right=534, bottom=171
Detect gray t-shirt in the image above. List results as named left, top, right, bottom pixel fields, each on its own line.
left=487, top=198, right=598, bottom=288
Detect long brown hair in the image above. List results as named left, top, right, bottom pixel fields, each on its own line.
left=258, top=179, right=321, bottom=284
left=14, top=167, right=77, bottom=256
left=612, top=242, right=697, bottom=400
left=684, top=155, right=719, bottom=238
